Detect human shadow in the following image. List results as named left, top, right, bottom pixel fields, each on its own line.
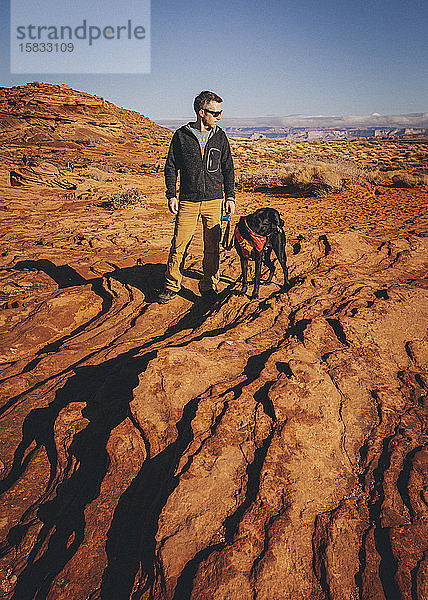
left=107, top=263, right=202, bottom=305
left=0, top=404, right=60, bottom=498
left=14, top=258, right=227, bottom=309
left=14, top=259, right=165, bottom=305
left=0, top=348, right=155, bottom=600
left=11, top=260, right=112, bottom=363
left=107, top=263, right=166, bottom=303
left=142, top=286, right=235, bottom=350
left=14, top=259, right=112, bottom=316
left=14, top=260, right=88, bottom=288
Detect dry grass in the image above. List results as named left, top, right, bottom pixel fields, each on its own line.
left=366, top=170, right=428, bottom=187
left=235, top=153, right=427, bottom=197
left=269, top=158, right=369, bottom=196
left=98, top=188, right=146, bottom=210
left=74, top=137, right=100, bottom=146
left=85, top=167, right=110, bottom=182
left=236, top=165, right=289, bottom=189
left=281, top=164, right=345, bottom=196
left=94, top=163, right=114, bottom=173
left=390, top=171, right=428, bottom=187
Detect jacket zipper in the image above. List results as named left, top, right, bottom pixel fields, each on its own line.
left=203, top=130, right=220, bottom=196
left=186, top=126, right=219, bottom=198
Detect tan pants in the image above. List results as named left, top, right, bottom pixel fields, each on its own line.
left=165, top=199, right=222, bottom=293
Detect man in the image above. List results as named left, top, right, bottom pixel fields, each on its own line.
left=158, top=90, right=235, bottom=304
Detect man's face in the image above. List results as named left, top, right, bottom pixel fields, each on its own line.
left=200, top=101, right=222, bottom=128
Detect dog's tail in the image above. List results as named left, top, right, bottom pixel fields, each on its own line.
left=221, top=219, right=235, bottom=251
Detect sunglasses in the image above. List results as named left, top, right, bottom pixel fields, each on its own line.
left=203, top=108, right=222, bottom=117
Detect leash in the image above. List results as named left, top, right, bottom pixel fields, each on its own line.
left=221, top=214, right=234, bottom=250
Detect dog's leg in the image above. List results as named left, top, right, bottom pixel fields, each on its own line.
left=239, top=255, right=249, bottom=295
left=263, top=248, right=275, bottom=284
left=235, top=239, right=248, bottom=295
left=252, top=253, right=263, bottom=298
left=272, top=230, right=289, bottom=289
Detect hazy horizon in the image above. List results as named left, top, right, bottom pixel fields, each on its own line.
left=155, top=111, right=427, bottom=121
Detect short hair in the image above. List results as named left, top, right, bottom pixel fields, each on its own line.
left=194, top=91, right=223, bottom=114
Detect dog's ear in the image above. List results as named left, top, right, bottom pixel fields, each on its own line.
left=269, top=212, right=284, bottom=232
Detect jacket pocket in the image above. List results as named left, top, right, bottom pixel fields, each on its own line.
left=206, top=147, right=221, bottom=172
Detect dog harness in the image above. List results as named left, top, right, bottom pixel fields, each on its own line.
left=235, top=219, right=266, bottom=259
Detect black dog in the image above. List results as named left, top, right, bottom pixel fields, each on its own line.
left=233, top=208, right=289, bottom=298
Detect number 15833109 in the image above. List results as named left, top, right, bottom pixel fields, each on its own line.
left=19, top=43, right=74, bottom=52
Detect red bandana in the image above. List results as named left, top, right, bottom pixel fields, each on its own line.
left=235, top=219, right=266, bottom=259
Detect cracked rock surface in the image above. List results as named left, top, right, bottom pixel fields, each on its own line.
left=1, top=223, right=426, bottom=600
left=0, top=84, right=427, bottom=600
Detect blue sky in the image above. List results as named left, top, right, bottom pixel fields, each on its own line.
left=1, top=0, right=427, bottom=119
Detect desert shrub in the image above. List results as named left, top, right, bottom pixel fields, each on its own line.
left=281, top=162, right=348, bottom=197
left=366, top=170, right=390, bottom=185
left=237, top=156, right=373, bottom=196
left=86, top=167, right=109, bottom=182
left=74, top=137, right=100, bottom=146
left=95, top=163, right=113, bottom=172
left=98, top=188, right=146, bottom=210
left=236, top=165, right=290, bottom=189
left=302, top=156, right=369, bottom=183
left=366, top=170, right=428, bottom=187
left=390, top=171, right=428, bottom=187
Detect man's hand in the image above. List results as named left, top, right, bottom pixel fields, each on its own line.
left=225, top=198, right=235, bottom=216
left=168, top=197, right=178, bottom=215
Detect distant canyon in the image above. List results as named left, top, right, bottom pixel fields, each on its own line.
left=157, top=112, right=428, bottom=140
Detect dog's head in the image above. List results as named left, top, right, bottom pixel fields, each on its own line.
left=249, top=208, right=284, bottom=236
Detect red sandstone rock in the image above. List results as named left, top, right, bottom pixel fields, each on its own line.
left=0, top=84, right=427, bottom=600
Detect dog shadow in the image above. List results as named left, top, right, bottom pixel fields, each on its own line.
left=232, top=274, right=302, bottom=299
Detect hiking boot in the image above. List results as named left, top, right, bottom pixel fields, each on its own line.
left=158, top=289, right=177, bottom=304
